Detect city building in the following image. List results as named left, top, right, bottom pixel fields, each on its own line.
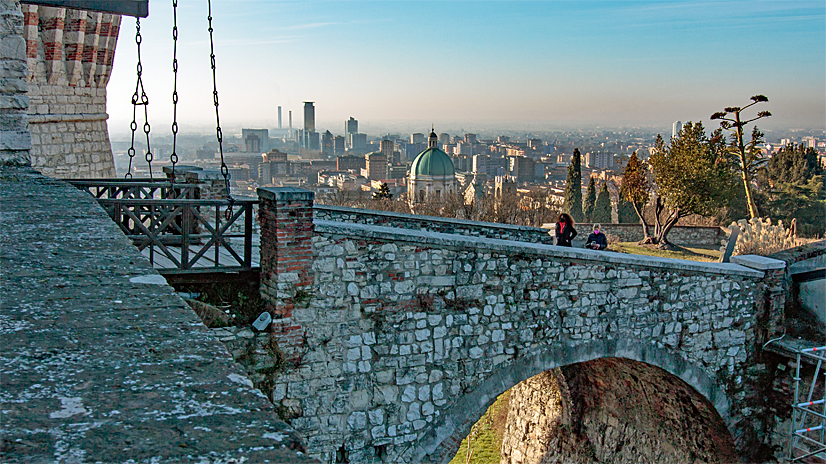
left=345, top=117, right=358, bottom=137
left=333, top=136, right=346, bottom=156
left=494, top=175, right=517, bottom=198
left=472, top=154, right=487, bottom=175
left=411, top=133, right=425, bottom=144
left=278, top=106, right=282, bottom=129
left=672, top=121, right=682, bottom=139
left=363, top=152, right=387, bottom=180
left=348, top=133, right=367, bottom=152
left=336, top=155, right=366, bottom=172
left=242, top=129, right=268, bottom=153
left=322, top=131, right=334, bottom=154
left=408, top=129, right=458, bottom=204
left=586, top=151, right=614, bottom=170
left=304, top=102, right=315, bottom=132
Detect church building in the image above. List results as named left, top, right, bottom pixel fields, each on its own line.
left=408, top=129, right=457, bottom=205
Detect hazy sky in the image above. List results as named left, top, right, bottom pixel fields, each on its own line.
left=106, top=0, right=825, bottom=137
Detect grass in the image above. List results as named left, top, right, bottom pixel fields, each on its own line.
left=449, top=391, right=511, bottom=464
left=610, top=242, right=721, bottom=262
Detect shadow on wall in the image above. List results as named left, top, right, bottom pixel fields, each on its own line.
left=495, top=358, right=738, bottom=464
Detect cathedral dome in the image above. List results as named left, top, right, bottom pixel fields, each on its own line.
left=410, top=147, right=455, bottom=177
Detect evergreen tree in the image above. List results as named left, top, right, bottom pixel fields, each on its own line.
left=593, top=182, right=612, bottom=223
left=757, top=143, right=825, bottom=236
left=563, top=148, right=584, bottom=222
left=616, top=186, right=637, bottom=223
left=648, top=123, right=735, bottom=246
left=583, top=177, right=596, bottom=222
left=372, top=182, right=392, bottom=200
left=620, top=151, right=652, bottom=239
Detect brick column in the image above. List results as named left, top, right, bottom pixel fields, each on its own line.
left=257, top=187, right=315, bottom=360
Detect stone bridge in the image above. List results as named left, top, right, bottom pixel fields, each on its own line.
left=258, top=188, right=786, bottom=463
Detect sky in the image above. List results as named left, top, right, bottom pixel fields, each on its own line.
left=106, top=0, right=826, bottom=137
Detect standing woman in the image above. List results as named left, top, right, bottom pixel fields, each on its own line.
left=555, top=213, right=578, bottom=247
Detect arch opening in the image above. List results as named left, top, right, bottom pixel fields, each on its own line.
left=416, top=340, right=736, bottom=464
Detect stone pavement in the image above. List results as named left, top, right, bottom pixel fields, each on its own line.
left=0, top=165, right=316, bottom=463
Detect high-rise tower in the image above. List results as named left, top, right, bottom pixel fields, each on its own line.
left=672, top=121, right=682, bottom=139
left=278, top=106, right=282, bottom=129
left=304, top=102, right=315, bottom=132
left=346, top=117, right=358, bottom=135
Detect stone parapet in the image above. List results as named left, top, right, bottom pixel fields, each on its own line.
left=315, top=204, right=555, bottom=245
left=0, top=164, right=315, bottom=463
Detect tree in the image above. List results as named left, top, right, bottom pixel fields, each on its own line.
left=620, top=151, right=652, bottom=239
left=757, top=143, right=825, bottom=237
left=648, top=123, right=735, bottom=247
left=616, top=188, right=637, bottom=223
left=583, top=177, right=596, bottom=222
left=373, top=182, right=392, bottom=200
left=563, top=148, right=584, bottom=222
left=593, top=182, right=612, bottom=223
left=711, top=95, right=771, bottom=219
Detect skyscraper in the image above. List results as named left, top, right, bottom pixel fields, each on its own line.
left=672, top=121, right=682, bottom=139
left=346, top=117, right=358, bottom=136
left=304, top=102, right=315, bottom=132
left=278, top=106, right=282, bottom=129
left=288, top=111, right=292, bottom=137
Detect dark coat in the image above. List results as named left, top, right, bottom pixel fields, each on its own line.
left=555, top=222, right=577, bottom=247
left=585, top=231, right=608, bottom=250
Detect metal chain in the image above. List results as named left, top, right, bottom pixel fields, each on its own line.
left=169, top=0, right=179, bottom=184
left=125, top=19, right=142, bottom=178
left=207, top=0, right=232, bottom=217
left=127, top=18, right=153, bottom=179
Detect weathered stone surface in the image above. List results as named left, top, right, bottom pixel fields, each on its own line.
left=0, top=166, right=316, bottom=463
left=501, top=359, right=739, bottom=464
left=255, top=208, right=775, bottom=463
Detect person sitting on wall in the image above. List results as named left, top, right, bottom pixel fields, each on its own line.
left=585, top=223, right=608, bottom=250
left=555, top=213, right=577, bottom=247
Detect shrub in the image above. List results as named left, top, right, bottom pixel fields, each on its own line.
left=726, top=217, right=803, bottom=256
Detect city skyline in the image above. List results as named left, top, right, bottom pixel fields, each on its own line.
left=106, top=1, right=825, bottom=137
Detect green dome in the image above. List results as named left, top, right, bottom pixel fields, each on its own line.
left=410, top=147, right=455, bottom=177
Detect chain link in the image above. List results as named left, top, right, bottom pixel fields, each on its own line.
left=207, top=0, right=233, bottom=218
left=126, top=18, right=153, bottom=179
left=169, top=0, right=179, bottom=184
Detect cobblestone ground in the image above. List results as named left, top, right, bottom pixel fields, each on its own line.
left=0, top=165, right=315, bottom=463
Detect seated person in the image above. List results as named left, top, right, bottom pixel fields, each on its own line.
left=585, top=224, right=608, bottom=250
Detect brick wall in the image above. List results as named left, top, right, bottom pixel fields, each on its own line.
left=258, top=187, right=315, bottom=360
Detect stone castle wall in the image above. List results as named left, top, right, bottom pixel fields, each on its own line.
left=256, top=188, right=781, bottom=463
left=21, top=4, right=119, bottom=178
left=0, top=0, right=31, bottom=165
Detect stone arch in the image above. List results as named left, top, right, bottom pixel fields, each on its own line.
left=412, top=338, right=732, bottom=464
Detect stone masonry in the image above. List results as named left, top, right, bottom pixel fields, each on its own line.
left=21, top=4, right=118, bottom=178
left=257, top=187, right=786, bottom=464
left=0, top=0, right=31, bottom=165
left=0, top=165, right=317, bottom=463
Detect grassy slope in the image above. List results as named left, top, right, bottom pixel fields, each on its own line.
left=610, top=242, right=721, bottom=262
left=449, top=391, right=511, bottom=464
